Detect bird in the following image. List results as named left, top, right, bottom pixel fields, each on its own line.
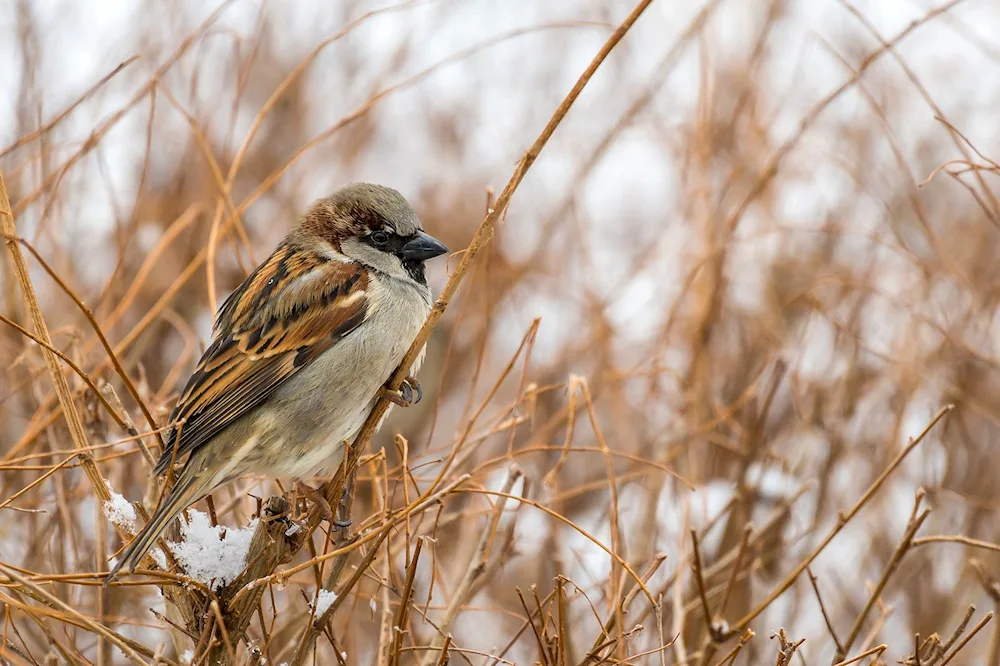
left=107, top=183, right=448, bottom=583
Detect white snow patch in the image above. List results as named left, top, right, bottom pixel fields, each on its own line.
left=168, top=510, right=258, bottom=589
left=102, top=485, right=137, bottom=532
left=312, top=588, right=337, bottom=616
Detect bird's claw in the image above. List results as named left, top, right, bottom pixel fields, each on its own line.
left=402, top=376, right=422, bottom=405
left=382, top=376, right=422, bottom=407
left=334, top=486, right=352, bottom=530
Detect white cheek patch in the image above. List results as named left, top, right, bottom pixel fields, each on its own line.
left=340, top=237, right=410, bottom=282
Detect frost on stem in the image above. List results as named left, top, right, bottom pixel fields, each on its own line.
left=150, top=547, right=167, bottom=569
left=168, top=509, right=258, bottom=589
left=312, top=588, right=337, bottom=617
left=102, top=482, right=137, bottom=532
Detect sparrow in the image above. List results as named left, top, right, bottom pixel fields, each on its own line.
left=107, top=183, right=448, bottom=582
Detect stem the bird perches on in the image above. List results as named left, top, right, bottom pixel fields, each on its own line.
left=292, top=0, right=658, bottom=661
left=352, top=0, right=657, bottom=461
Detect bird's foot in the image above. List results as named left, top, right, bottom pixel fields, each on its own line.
left=334, top=485, right=353, bottom=530
left=381, top=376, right=422, bottom=407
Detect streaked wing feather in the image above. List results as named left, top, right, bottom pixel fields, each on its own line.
left=154, top=244, right=369, bottom=475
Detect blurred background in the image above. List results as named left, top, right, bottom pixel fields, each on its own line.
left=2, top=0, right=1000, bottom=663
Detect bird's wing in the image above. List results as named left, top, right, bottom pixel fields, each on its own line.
left=153, top=243, right=370, bottom=475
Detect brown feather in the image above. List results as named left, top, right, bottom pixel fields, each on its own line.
left=153, top=243, right=369, bottom=475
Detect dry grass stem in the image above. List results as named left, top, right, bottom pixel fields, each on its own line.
left=2, top=0, right=999, bottom=663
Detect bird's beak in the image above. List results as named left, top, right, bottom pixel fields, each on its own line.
left=399, top=231, right=448, bottom=262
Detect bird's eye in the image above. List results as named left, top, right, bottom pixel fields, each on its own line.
left=370, top=230, right=390, bottom=246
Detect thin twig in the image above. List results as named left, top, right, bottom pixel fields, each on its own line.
left=807, top=568, right=844, bottom=655
left=349, top=0, right=658, bottom=551
left=833, top=644, right=887, bottom=666
left=912, top=535, right=1000, bottom=554
left=939, top=612, right=993, bottom=666
left=836, top=503, right=931, bottom=662
left=0, top=169, right=124, bottom=528
left=423, top=465, right=523, bottom=664
left=733, top=405, right=952, bottom=631
left=389, top=538, right=424, bottom=666
left=0, top=563, right=151, bottom=666
left=691, top=530, right=716, bottom=639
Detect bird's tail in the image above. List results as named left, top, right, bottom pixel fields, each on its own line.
left=105, top=464, right=209, bottom=586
